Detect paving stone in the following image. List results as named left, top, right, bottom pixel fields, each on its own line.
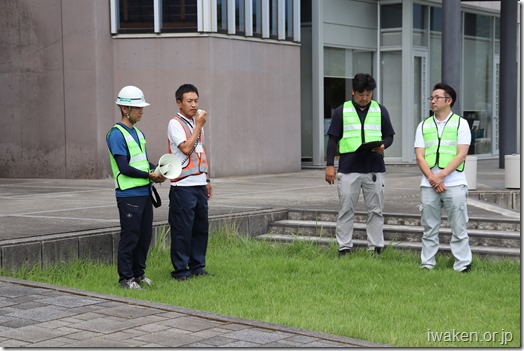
left=220, top=339, right=260, bottom=347
left=63, top=304, right=107, bottom=315
left=0, top=300, right=17, bottom=309
left=70, top=317, right=131, bottom=333
left=220, top=322, right=251, bottom=330
left=191, top=327, right=234, bottom=339
left=303, top=339, right=353, bottom=347
left=193, top=335, right=237, bottom=346
left=0, top=324, right=66, bottom=343
left=38, top=295, right=104, bottom=308
left=0, top=338, right=30, bottom=347
left=134, top=329, right=204, bottom=347
left=35, top=319, right=72, bottom=329
left=155, top=311, right=186, bottom=319
left=5, top=305, right=74, bottom=322
left=157, top=315, right=224, bottom=332
left=100, top=329, right=149, bottom=341
left=286, top=334, right=319, bottom=343
left=0, top=317, right=39, bottom=328
left=68, top=311, right=106, bottom=321
left=96, top=305, right=161, bottom=319
left=10, top=301, right=47, bottom=310
left=65, top=330, right=102, bottom=341
left=64, top=337, right=136, bottom=348
left=30, top=337, right=71, bottom=347
left=132, top=323, right=171, bottom=333
left=224, top=328, right=294, bottom=344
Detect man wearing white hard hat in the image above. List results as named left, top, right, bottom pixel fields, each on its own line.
left=106, top=85, right=166, bottom=289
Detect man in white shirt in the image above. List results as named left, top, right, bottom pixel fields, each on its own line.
left=167, top=84, right=212, bottom=281
left=414, top=82, right=472, bottom=273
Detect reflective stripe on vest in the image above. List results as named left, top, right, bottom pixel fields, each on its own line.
left=107, top=124, right=151, bottom=190
left=168, top=116, right=209, bottom=183
left=339, top=100, right=382, bottom=153
left=422, top=114, right=464, bottom=172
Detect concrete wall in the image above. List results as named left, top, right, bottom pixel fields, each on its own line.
left=1, top=0, right=301, bottom=179
left=112, top=36, right=302, bottom=177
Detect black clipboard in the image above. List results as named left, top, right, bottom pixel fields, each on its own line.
left=356, top=140, right=384, bottom=152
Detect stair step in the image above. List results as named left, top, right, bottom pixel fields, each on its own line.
left=286, top=210, right=521, bottom=232
left=269, top=220, right=520, bottom=246
left=256, top=233, right=520, bottom=258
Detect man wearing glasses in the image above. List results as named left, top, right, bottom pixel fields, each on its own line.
left=414, top=82, right=472, bottom=273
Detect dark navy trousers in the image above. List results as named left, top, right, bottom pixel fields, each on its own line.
left=116, top=195, right=153, bottom=282
left=168, top=185, right=209, bottom=278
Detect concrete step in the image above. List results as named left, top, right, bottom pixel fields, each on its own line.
left=268, top=219, right=521, bottom=249
left=256, top=233, right=520, bottom=259
left=286, top=209, right=521, bottom=232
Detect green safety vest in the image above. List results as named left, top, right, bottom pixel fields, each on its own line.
left=339, top=100, right=382, bottom=153
left=422, top=114, right=464, bottom=172
left=107, top=124, right=151, bottom=190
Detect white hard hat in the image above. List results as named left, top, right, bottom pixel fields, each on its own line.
left=116, top=86, right=150, bottom=107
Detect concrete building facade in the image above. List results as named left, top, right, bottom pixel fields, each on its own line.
left=1, top=0, right=301, bottom=179
left=1, top=0, right=517, bottom=179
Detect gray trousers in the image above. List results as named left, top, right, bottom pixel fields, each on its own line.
left=419, top=185, right=472, bottom=271
left=336, top=172, right=385, bottom=250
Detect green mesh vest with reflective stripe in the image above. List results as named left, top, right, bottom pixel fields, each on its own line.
left=422, top=114, right=464, bottom=172
left=107, top=124, right=151, bottom=190
left=339, top=100, right=382, bottom=153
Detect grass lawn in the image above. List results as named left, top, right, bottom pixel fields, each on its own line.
left=2, top=229, right=520, bottom=347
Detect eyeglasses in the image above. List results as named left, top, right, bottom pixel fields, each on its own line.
left=427, top=95, right=449, bottom=102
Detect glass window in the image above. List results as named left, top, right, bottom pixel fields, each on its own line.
left=323, top=48, right=375, bottom=127
left=236, top=0, right=245, bottom=34
left=217, top=0, right=228, bottom=33
left=285, top=0, right=293, bottom=40
left=269, top=0, right=278, bottom=38
left=380, top=4, right=402, bottom=47
left=162, top=0, right=197, bottom=33
left=413, top=3, right=428, bottom=47
left=301, top=0, right=311, bottom=24
left=430, top=6, right=442, bottom=32
left=253, top=0, right=262, bottom=37
left=464, top=13, right=491, bottom=39
left=429, top=6, right=442, bottom=86
left=119, top=0, right=154, bottom=33
left=463, top=12, right=494, bottom=155
left=495, top=17, right=500, bottom=55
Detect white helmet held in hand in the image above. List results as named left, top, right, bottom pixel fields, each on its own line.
left=116, top=86, right=150, bottom=107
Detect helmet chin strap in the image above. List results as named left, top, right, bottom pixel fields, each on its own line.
left=123, top=106, right=136, bottom=124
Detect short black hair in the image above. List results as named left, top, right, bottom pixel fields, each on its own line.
left=352, top=73, right=376, bottom=92
left=433, top=82, right=457, bottom=107
left=175, top=84, right=199, bottom=102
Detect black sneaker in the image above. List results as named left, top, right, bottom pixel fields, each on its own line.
left=135, top=276, right=152, bottom=286
left=338, top=249, right=352, bottom=257
left=191, top=269, right=209, bottom=277
left=120, top=278, right=142, bottom=289
left=374, top=246, right=384, bottom=256
left=171, top=272, right=190, bottom=281
left=460, top=264, right=472, bottom=273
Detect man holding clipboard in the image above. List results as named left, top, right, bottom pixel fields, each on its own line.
left=325, top=73, right=395, bottom=257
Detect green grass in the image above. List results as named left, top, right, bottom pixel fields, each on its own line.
left=1, top=228, right=520, bottom=347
